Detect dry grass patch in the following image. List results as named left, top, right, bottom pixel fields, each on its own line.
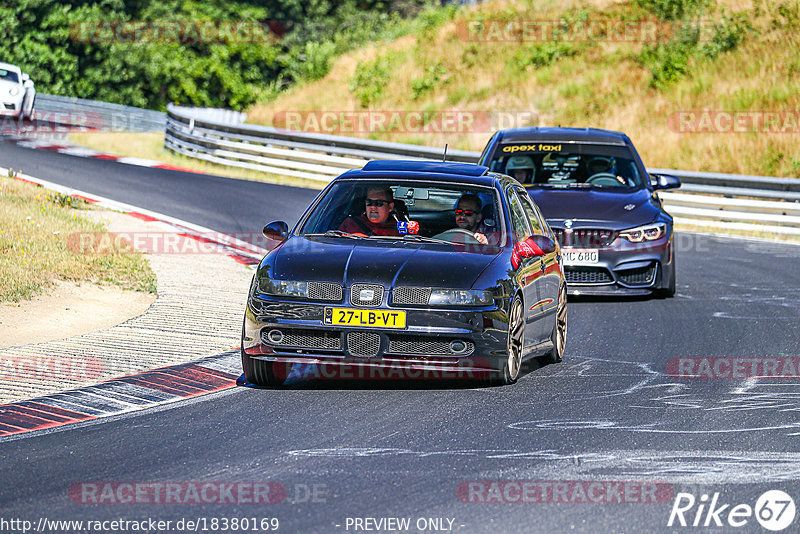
left=0, top=176, right=156, bottom=303
left=245, top=0, right=799, bottom=177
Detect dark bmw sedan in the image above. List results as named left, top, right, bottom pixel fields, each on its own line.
left=242, top=160, right=567, bottom=387
left=479, top=127, right=680, bottom=297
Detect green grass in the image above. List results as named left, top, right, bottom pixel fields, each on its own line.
left=0, top=174, right=156, bottom=303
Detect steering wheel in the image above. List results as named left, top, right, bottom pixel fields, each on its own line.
left=433, top=228, right=482, bottom=244
left=586, top=173, right=622, bottom=187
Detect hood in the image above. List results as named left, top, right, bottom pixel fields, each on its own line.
left=268, top=237, right=500, bottom=289
left=0, top=79, right=22, bottom=96
left=527, top=187, right=660, bottom=229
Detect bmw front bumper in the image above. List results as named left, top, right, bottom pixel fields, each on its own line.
left=559, top=232, right=674, bottom=296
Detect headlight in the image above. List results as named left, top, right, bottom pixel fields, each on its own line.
left=9, top=87, right=20, bottom=96
left=619, top=223, right=667, bottom=243
left=259, top=278, right=308, bottom=298
left=428, top=289, right=493, bottom=306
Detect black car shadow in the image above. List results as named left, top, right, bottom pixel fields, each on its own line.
left=237, top=357, right=553, bottom=390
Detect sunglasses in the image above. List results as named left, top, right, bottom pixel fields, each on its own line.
left=366, top=199, right=391, bottom=207
left=454, top=208, right=478, bottom=217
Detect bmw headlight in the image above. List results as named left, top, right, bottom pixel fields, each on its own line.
left=259, top=278, right=308, bottom=298
left=428, top=289, right=493, bottom=306
left=9, top=87, right=20, bottom=96
left=619, top=223, right=667, bottom=243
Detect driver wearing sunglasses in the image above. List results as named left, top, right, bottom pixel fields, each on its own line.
left=454, top=194, right=493, bottom=245
left=339, top=186, right=401, bottom=236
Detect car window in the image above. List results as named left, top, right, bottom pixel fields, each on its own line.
left=514, top=187, right=544, bottom=236
left=0, top=69, right=20, bottom=84
left=490, top=143, right=644, bottom=189
left=506, top=188, right=531, bottom=243
left=297, top=180, right=505, bottom=247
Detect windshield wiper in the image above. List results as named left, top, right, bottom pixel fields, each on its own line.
left=400, top=234, right=451, bottom=245
left=363, top=234, right=450, bottom=245
left=304, top=230, right=363, bottom=239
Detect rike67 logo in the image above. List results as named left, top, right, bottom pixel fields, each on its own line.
left=668, top=490, right=796, bottom=531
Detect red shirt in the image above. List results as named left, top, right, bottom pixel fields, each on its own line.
left=339, top=214, right=400, bottom=236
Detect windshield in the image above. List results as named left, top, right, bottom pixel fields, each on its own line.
left=488, top=143, right=645, bottom=189
left=298, top=180, right=506, bottom=247
left=0, top=69, right=20, bottom=84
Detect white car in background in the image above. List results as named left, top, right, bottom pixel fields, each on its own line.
left=0, top=62, right=35, bottom=119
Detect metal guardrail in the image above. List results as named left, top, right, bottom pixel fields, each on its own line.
left=162, top=104, right=800, bottom=235
left=38, top=94, right=166, bottom=132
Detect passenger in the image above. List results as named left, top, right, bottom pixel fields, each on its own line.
left=454, top=193, right=495, bottom=245
left=339, top=186, right=401, bottom=236
left=505, top=155, right=536, bottom=184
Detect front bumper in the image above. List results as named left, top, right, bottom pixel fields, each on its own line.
left=560, top=234, right=673, bottom=296
left=241, top=295, right=509, bottom=375
left=0, top=103, right=22, bottom=118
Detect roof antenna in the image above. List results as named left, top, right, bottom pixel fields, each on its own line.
left=442, top=144, right=448, bottom=162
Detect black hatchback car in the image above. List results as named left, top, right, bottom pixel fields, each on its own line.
left=479, top=127, right=680, bottom=297
left=242, top=160, right=567, bottom=387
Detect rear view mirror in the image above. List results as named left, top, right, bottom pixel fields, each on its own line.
left=650, top=173, right=681, bottom=190
left=263, top=221, right=289, bottom=241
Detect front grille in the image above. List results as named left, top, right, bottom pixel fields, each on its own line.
left=346, top=332, right=381, bottom=357
left=350, top=284, right=384, bottom=307
left=261, top=328, right=342, bottom=350
left=387, top=335, right=474, bottom=356
left=565, top=267, right=613, bottom=284
left=392, top=287, right=431, bottom=305
left=553, top=228, right=615, bottom=248
left=617, top=264, right=657, bottom=286
left=3, top=103, right=17, bottom=110
left=308, top=281, right=343, bottom=301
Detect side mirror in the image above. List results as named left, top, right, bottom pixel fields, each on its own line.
left=21, top=73, right=30, bottom=82
left=511, top=235, right=556, bottom=269
left=650, top=173, right=681, bottom=190
left=263, top=221, right=288, bottom=241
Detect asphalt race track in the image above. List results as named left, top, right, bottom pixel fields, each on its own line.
left=2, top=140, right=800, bottom=533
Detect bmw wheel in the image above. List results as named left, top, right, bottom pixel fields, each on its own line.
left=658, top=262, right=676, bottom=298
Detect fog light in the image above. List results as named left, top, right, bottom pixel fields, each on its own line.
left=450, top=340, right=467, bottom=354
left=267, top=329, right=284, bottom=344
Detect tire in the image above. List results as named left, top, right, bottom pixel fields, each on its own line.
left=543, top=284, right=567, bottom=364
left=488, top=295, right=524, bottom=386
left=241, top=347, right=286, bottom=387
left=656, top=263, right=676, bottom=298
